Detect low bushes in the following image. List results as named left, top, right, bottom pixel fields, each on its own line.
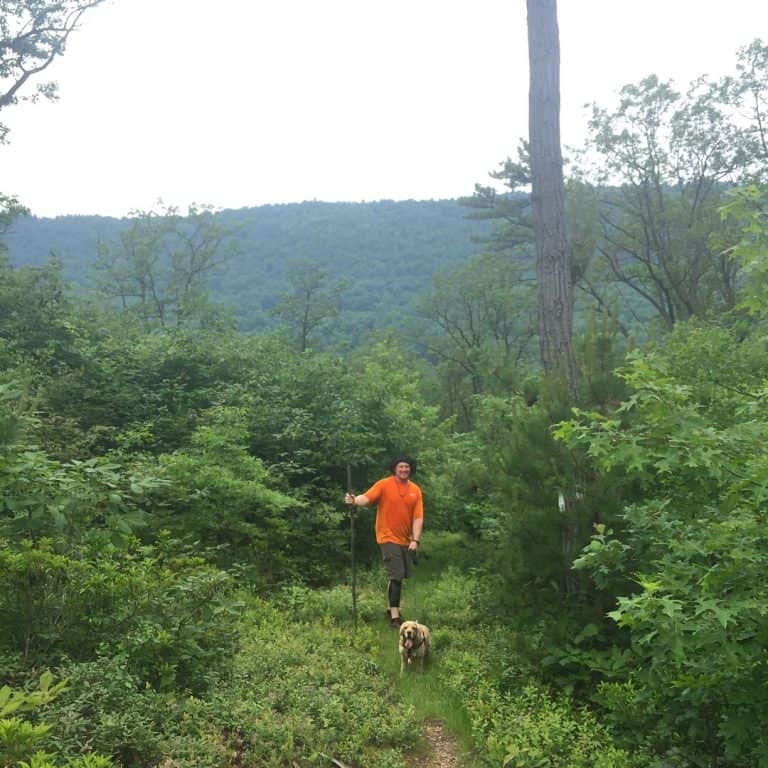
left=427, top=569, right=642, bottom=768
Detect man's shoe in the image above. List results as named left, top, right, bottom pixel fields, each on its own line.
left=390, top=615, right=403, bottom=629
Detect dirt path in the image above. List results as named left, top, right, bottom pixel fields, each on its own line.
left=375, top=534, right=475, bottom=768
left=420, top=719, right=462, bottom=768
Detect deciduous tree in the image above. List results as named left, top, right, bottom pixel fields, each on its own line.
left=0, top=0, right=105, bottom=224
left=415, top=250, right=537, bottom=425
left=579, top=74, right=749, bottom=328
left=93, top=203, right=240, bottom=328
left=733, top=38, right=768, bottom=171
left=0, top=0, right=105, bottom=122
left=270, top=259, right=345, bottom=352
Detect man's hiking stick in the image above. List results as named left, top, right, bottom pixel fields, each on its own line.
left=347, top=463, right=358, bottom=630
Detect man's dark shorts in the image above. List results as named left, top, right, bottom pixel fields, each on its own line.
left=379, top=542, right=412, bottom=581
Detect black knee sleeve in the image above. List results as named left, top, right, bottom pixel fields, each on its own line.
left=388, top=579, right=402, bottom=608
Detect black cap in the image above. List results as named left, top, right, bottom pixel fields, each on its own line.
left=389, top=456, right=417, bottom=474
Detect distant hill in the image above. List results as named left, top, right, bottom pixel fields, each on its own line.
left=3, top=199, right=492, bottom=340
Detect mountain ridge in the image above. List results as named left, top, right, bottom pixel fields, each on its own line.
left=3, top=198, right=492, bottom=337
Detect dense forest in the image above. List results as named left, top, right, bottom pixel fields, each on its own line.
left=3, top=200, right=491, bottom=340
left=4, top=2, right=768, bottom=767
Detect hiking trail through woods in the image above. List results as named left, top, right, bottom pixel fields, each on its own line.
left=367, top=533, right=475, bottom=767
left=417, top=719, right=462, bottom=768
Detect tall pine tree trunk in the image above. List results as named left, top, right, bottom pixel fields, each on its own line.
left=527, top=0, right=576, bottom=396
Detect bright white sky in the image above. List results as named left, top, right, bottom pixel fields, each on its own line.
left=1, top=0, right=767, bottom=218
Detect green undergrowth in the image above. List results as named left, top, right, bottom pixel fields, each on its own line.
left=14, top=531, right=646, bottom=768
left=288, top=530, right=645, bottom=767
left=28, top=594, right=421, bottom=768
left=352, top=531, right=646, bottom=768
left=276, top=532, right=485, bottom=760
left=366, top=537, right=480, bottom=761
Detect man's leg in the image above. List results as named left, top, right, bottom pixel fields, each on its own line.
left=381, top=543, right=408, bottom=625
left=388, top=578, right=402, bottom=620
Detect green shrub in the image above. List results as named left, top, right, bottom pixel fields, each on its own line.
left=226, top=599, right=419, bottom=767
left=42, top=657, right=161, bottom=767
left=444, top=670, right=641, bottom=767
left=36, top=594, right=420, bottom=768
left=0, top=538, right=241, bottom=694
left=112, top=565, right=241, bottom=694
left=413, top=566, right=475, bottom=627
left=491, top=686, right=640, bottom=768
left=0, top=673, right=114, bottom=768
left=148, top=406, right=301, bottom=582
left=278, top=582, right=380, bottom=624
left=438, top=628, right=642, bottom=767
left=559, top=326, right=768, bottom=764
left=18, top=752, right=113, bottom=768
left=0, top=717, right=50, bottom=765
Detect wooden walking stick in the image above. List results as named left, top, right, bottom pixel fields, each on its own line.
left=347, top=463, right=358, bottom=630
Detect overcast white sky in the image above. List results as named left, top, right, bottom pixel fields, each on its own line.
left=1, top=0, right=766, bottom=218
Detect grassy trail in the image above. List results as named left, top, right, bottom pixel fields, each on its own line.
left=361, top=534, right=477, bottom=766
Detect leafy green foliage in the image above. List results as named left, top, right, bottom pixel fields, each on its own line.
left=0, top=256, right=84, bottom=377
left=437, top=390, right=623, bottom=625
left=147, top=405, right=300, bottom=582
left=92, top=203, right=240, bottom=329
left=0, top=537, right=241, bottom=689
left=229, top=600, right=418, bottom=767
left=418, top=557, right=641, bottom=768
left=721, top=184, right=768, bottom=316
left=111, top=555, right=241, bottom=694
left=32, top=595, right=420, bottom=768
left=44, top=657, right=164, bottom=766
left=0, top=379, right=158, bottom=546
left=0, top=717, right=51, bottom=766
left=414, top=249, right=537, bottom=426
left=0, top=672, right=66, bottom=718
left=557, top=323, right=768, bottom=764
left=733, top=38, right=768, bottom=173
left=0, top=195, right=27, bottom=240
left=270, top=259, right=346, bottom=352
left=5, top=200, right=489, bottom=342
left=448, top=677, right=641, bottom=768
left=0, top=1, right=106, bottom=139
left=576, top=73, right=745, bottom=328
left=0, top=673, right=113, bottom=768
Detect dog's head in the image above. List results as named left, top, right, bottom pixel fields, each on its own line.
left=399, top=620, right=422, bottom=651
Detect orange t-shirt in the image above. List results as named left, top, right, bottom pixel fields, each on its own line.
left=364, top=476, right=423, bottom=546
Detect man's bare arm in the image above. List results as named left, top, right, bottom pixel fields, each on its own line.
left=345, top=493, right=370, bottom=506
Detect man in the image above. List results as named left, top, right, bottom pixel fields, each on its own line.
left=345, top=456, right=423, bottom=628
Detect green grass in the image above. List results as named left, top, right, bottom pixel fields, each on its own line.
left=258, top=531, right=489, bottom=764
left=357, top=532, right=479, bottom=765
left=265, top=529, right=645, bottom=768
left=31, top=527, right=643, bottom=768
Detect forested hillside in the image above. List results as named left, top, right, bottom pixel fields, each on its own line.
left=4, top=4, right=768, bottom=767
left=3, top=199, right=491, bottom=338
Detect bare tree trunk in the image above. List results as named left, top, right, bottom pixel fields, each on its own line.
left=526, top=0, right=576, bottom=396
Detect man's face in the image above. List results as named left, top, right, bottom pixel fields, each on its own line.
left=394, top=461, right=411, bottom=481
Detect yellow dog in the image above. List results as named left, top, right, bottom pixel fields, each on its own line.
left=399, top=620, right=431, bottom=674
